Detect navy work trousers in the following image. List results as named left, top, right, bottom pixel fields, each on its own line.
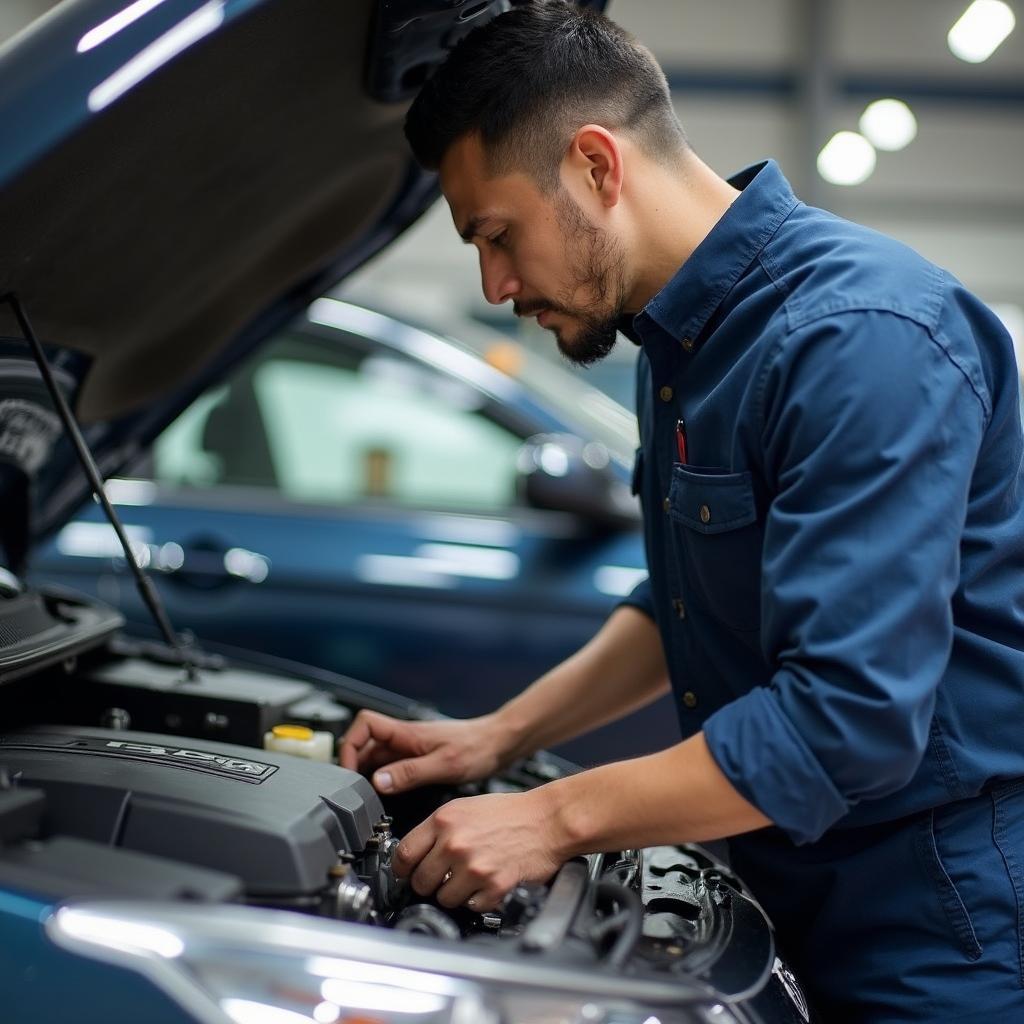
left=729, top=781, right=1024, bottom=1022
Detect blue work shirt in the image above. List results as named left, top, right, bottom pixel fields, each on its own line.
left=622, top=160, right=1024, bottom=846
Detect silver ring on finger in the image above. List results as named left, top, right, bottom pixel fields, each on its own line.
left=441, top=869, right=453, bottom=886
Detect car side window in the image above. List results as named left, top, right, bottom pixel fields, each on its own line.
left=151, top=330, right=523, bottom=512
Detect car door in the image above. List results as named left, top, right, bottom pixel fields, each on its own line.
left=32, top=316, right=677, bottom=764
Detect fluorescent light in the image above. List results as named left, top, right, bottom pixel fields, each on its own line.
left=817, top=131, right=877, bottom=186
left=948, top=1, right=1015, bottom=62
left=78, top=0, right=168, bottom=53
left=88, top=1, right=224, bottom=112
left=859, top=99, right=918, bottom=151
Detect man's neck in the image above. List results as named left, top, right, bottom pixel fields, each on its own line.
left=623, top=152, right=740, bottom=313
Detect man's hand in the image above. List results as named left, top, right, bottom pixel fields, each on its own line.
left=340, top=607, right=670, bottom=798
left=391, top=789, right=565, bottom=911
left=338, top=709, right=510, bottom=794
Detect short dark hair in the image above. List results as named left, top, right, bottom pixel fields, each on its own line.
left=404, top=1, right=687, bottom=190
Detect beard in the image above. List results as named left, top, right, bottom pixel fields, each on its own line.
left=514, top=191, right=628, bottom=368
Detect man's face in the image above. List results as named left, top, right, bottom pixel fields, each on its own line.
left=439, top=134, right=627, bottom=366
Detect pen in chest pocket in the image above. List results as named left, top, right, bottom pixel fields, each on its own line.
left=676, top=418, right=688, bottom=464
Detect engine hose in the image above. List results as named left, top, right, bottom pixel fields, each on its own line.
left=591, top=880, right=644, bottom=968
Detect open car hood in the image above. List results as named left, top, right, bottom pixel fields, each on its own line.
left=0, top=0, right=606, bottom=562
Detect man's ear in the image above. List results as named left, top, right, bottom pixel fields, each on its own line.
left=564, top=124, right=624, bottom=208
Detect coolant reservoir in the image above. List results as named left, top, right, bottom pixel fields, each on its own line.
left=263, top=724, right=334, bottom=763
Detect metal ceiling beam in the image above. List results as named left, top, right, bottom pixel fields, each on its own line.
left=663, top=70, right=1024, bottom=108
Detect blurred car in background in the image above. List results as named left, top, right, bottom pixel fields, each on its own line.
left=30, top=299, right=678, bottom=765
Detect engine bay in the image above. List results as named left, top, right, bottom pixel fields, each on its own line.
left=0, top=588, right=810, bottom=1021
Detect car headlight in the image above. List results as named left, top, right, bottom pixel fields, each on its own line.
left=47, top=902, right=736, bottom=1024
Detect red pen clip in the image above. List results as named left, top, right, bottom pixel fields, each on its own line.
left=675, top=419, right=688, bottom=464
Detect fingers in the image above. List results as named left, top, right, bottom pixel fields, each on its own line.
left=392, top=801, right=520, bottom=913
left=373, top=755, right=423, bottom=794
left=409, top=855, right=450, bottom=898
left=373, top=746, right=459, bottom=794
left=433, top=867, right=492, bottom=909
left=338, top=711, right=373, bottom=770
left=339, top=710, right=402, bottom=771
left=460, top=887, right=505, bottom=913
left=391, top=819, right=437, bottom=881
left=404, top=841, right=494, bottom=910
left=339, top=712, right=462, bottom=795
left=361, top=741, right=397, bottom=774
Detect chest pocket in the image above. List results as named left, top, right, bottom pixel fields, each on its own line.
left=667, top=466, right=763, bottom=632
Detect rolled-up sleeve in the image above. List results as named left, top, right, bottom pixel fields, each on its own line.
left=703, top=310, right=988, bottom=844
left=618, top=576, right=655, bottom=619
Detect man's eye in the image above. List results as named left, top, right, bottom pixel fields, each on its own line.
left=488, top=230, right=509, bottom=249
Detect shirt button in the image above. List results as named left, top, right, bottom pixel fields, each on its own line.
left=672, top=598, right=686, bottom=620
left=680, top=337, right=695, bottom=353
left=662, top=496, right=671, bottom=513
left=699, top=504, right=711, bottom=524
left=659, top=385, right=673, bottom=402
left=683, top=691, right=698, bottom=709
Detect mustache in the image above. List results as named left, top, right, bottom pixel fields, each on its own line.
left=514, top=299, right=559, bottom=318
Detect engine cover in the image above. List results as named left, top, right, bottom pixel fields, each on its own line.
left=0, top=725, right=384, bottom=896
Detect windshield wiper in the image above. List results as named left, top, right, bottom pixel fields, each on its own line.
left=1, top=292, right=199, bottom=681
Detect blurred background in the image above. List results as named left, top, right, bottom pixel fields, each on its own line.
left=3, top=0, right=1020, bottom=408
left=8, top=1, right=1023, bottom=764
left=354, top=0, right=1024, bottom=407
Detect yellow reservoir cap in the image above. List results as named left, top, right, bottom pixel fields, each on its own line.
left=272, top=724, right=314, bottom=741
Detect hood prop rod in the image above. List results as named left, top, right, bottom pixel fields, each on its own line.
left=1, top=292, right=198, bottom=681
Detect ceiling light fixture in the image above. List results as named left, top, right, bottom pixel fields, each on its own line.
left=859, top=99, right=918, bottom=151
left=948, top=0, right=1016, bottom=63
left=817, top=131, right=877, bottom=186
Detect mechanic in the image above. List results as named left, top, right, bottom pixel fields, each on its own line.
left=339, top=3, right=1024, bottom=1019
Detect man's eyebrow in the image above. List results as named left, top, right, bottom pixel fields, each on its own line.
left=459, top=215, right=493, bottom=243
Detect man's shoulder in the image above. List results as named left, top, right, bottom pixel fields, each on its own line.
left=762, top=204, right=946, bottom=337
left=756, top=207, right=1001, bottom=424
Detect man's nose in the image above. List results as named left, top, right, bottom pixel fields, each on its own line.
left=480, top=251, right=520, bottom=306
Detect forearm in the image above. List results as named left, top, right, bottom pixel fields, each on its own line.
left=542, top=730, right=773, bottom=855
left=491, top=605, right=670, bottom=764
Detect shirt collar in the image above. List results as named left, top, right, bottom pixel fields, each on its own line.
left=631, top=160, right=799, bottom=349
